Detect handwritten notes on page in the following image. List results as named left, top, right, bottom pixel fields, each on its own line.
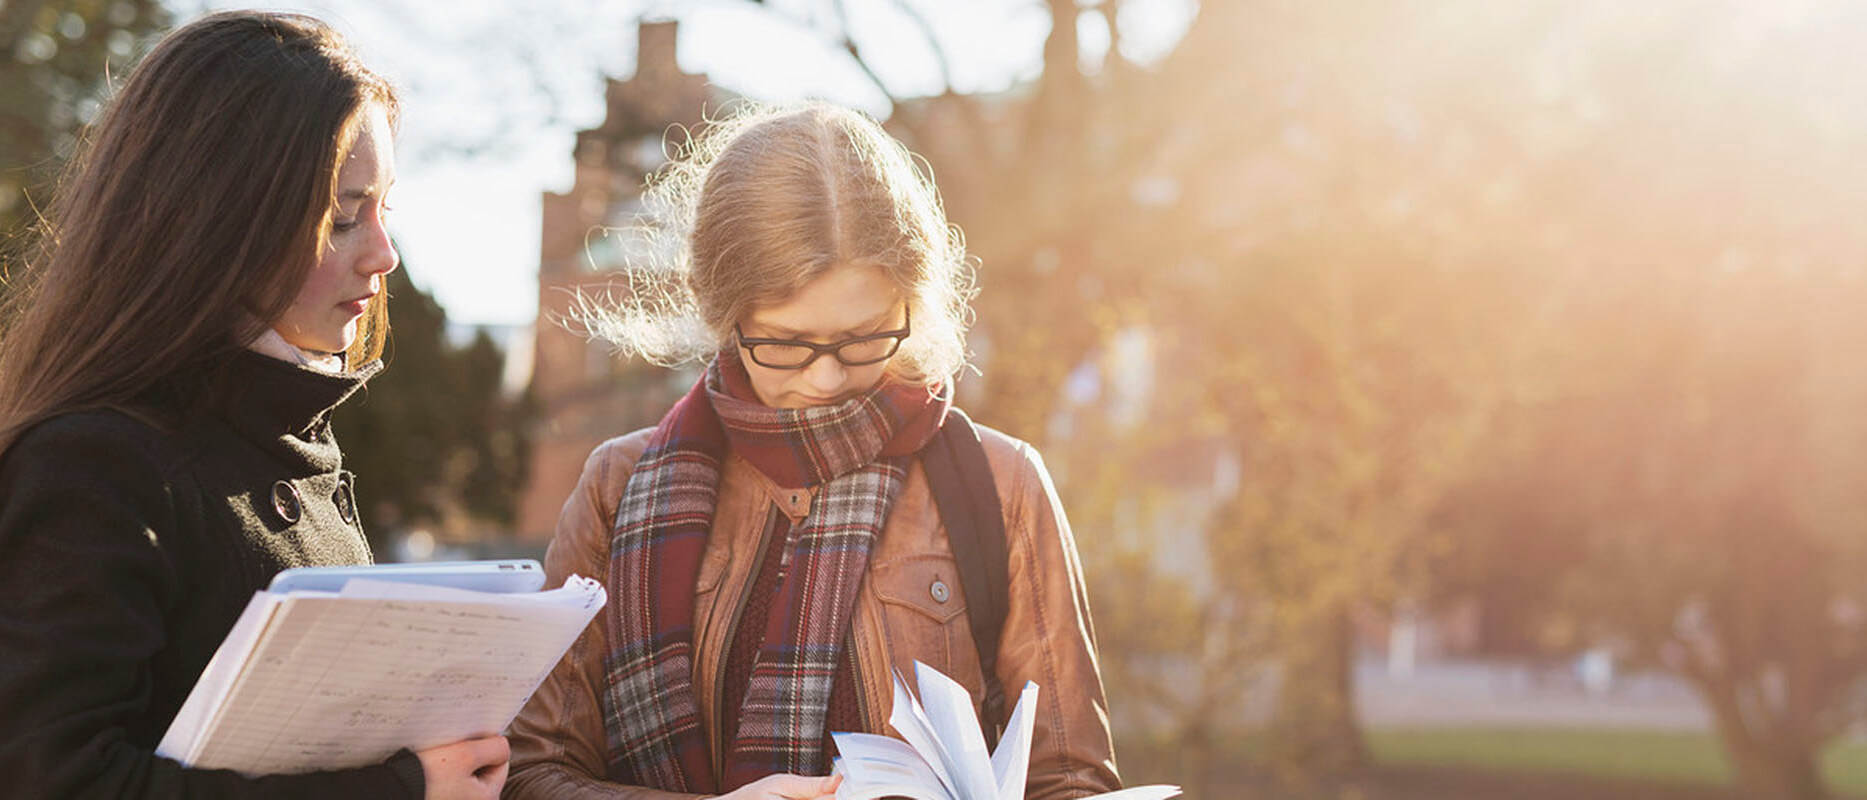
left=157, top=574, right=605, bottom=775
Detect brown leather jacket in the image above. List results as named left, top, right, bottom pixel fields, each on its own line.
left=504, top=423, right=1121, bottom=800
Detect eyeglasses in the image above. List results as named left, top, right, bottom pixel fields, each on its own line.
left=735, top=308, right=911, bottom=370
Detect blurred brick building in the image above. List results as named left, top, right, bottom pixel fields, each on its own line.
left=516, top=21, right=730, bottom=540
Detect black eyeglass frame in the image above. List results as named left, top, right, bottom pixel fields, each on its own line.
left=734, top=308, right=912, bottom=370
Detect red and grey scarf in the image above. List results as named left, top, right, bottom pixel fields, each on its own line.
left=599, top=350, right=948, bottom=792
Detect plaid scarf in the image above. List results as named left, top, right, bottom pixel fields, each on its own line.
left=600, top=350, right=948, bottom=792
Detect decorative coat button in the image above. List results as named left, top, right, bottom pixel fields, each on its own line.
left=333, top=478, right=358, bottom=526
left=930, top=579, right=951, bottom=604
left=270, top=480, right=302, bottom=525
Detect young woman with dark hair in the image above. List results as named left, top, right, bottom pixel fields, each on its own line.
left=0, top=12, right=505, bottom=799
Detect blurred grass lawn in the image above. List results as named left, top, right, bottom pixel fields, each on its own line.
left=1367, top=727, right=1867, bottom=794
left=1117, top=727, right=1867, bottom=797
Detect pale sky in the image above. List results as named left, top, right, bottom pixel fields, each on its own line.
left=190, top=0, right=1196, bottom=326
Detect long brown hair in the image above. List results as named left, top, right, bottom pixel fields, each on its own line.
left=0, top=11, right=399, bottom=454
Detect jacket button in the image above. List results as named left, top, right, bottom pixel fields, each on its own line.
left=333, top=479, right=358, bottom=526
left=271, top=480, right=302, bottom=525
left=931, top=579, right=950, bottom=604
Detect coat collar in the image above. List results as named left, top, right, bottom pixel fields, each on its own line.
left=219, top=349, right=381, bottom=442
left=157, top=350, right=386, bottom=476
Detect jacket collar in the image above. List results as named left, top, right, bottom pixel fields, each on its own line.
left=219, top=349, right=381, bottom=441
left=157, top=350, right=386, bottom=477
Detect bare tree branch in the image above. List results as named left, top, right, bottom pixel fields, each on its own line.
left=829, top=0, right=903, bottom=108
left=1020, top=0, right=1085, bottom=160
left=1102, top=0, right=1123, bottom=69
left=885, top=0, right=953, bottom=90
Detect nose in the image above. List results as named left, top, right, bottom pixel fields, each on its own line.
left=360, top=216, right=399, bottom=279
left=802, top=352, right=848, bottom=394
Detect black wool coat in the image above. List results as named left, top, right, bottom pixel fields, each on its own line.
left=0, top=351, right=424, bottom=799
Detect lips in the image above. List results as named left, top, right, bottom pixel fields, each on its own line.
left=339, top=293, right=375, bottom=315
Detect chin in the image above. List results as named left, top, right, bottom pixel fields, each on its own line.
left=325, top=323, right=359, bottom=354
left=302, top=337, right=351, bottom=357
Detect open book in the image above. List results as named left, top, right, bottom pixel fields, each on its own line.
left=831, top=661, right=1179, bottom=800
left=155, top=570, right=605, bottom=775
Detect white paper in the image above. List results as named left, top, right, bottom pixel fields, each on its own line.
left=339, top=574, right=606, bottom=610
left=835, top=661, right=1183, bottom=800
left=158, top=574, right=606, bottom=775
left=888, top=669, right=961, bottom=799
left=912, top=661, right=998, bottom=800
left=989, top=681, right=1039, bottom=800
left=832, top=732, right=955, bottom=800
left=156, top=592, right=282, bottom=762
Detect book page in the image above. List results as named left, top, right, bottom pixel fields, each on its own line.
left=912, top=661, right=998, bottom=800
left=339, top=574, right=605, bottom=609
left=178, top=580, right=602, bottom=775
left=888, top=669, right=960, bottom=799
left=1082, top=786, right=1183, bottom=800
left=989, top=681, right=1039, bottom=800
left=841, top=662, right=1181, bottom=800
left=831, top=732, right=954, bottom=800
left=155, top=592, right=281, bottom=762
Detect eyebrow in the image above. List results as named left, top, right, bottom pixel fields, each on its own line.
left=339, top=179, right=397, bottom=202
left=753, top=308, right=899, bottom=340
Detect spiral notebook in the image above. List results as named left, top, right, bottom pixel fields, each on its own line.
left=156, top=571, right=605, bottom=775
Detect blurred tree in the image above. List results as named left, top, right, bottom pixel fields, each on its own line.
left=749, top=2, right=1867, bottom=796
left=454, top=330, right=536, bottom=526
left=1026, top=2, right=1557, bottom=787
left=1048, top=391, right=1271, bottom=799
left=1196, top=245, right=1522, bottom=785
left=1411, top=4, right=1867, bottom=798
left=334, top=260, right=534, bottom=557
left=0, top=0, right=169, bottom=242
left=1548, top=266, right=1867, bottom=800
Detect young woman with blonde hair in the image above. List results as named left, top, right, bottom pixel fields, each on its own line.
left=0, top=12, right=505, bottom=799
left=505, top=103, right=1121, bottom=800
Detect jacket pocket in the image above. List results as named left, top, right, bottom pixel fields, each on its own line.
left=868, top=553, right=974, bottom=680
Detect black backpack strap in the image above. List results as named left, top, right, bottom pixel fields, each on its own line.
left=920, top=407, right=1011, bottom=747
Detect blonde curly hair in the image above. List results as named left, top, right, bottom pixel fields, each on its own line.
left=573, top=101, right=976, bottom=387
